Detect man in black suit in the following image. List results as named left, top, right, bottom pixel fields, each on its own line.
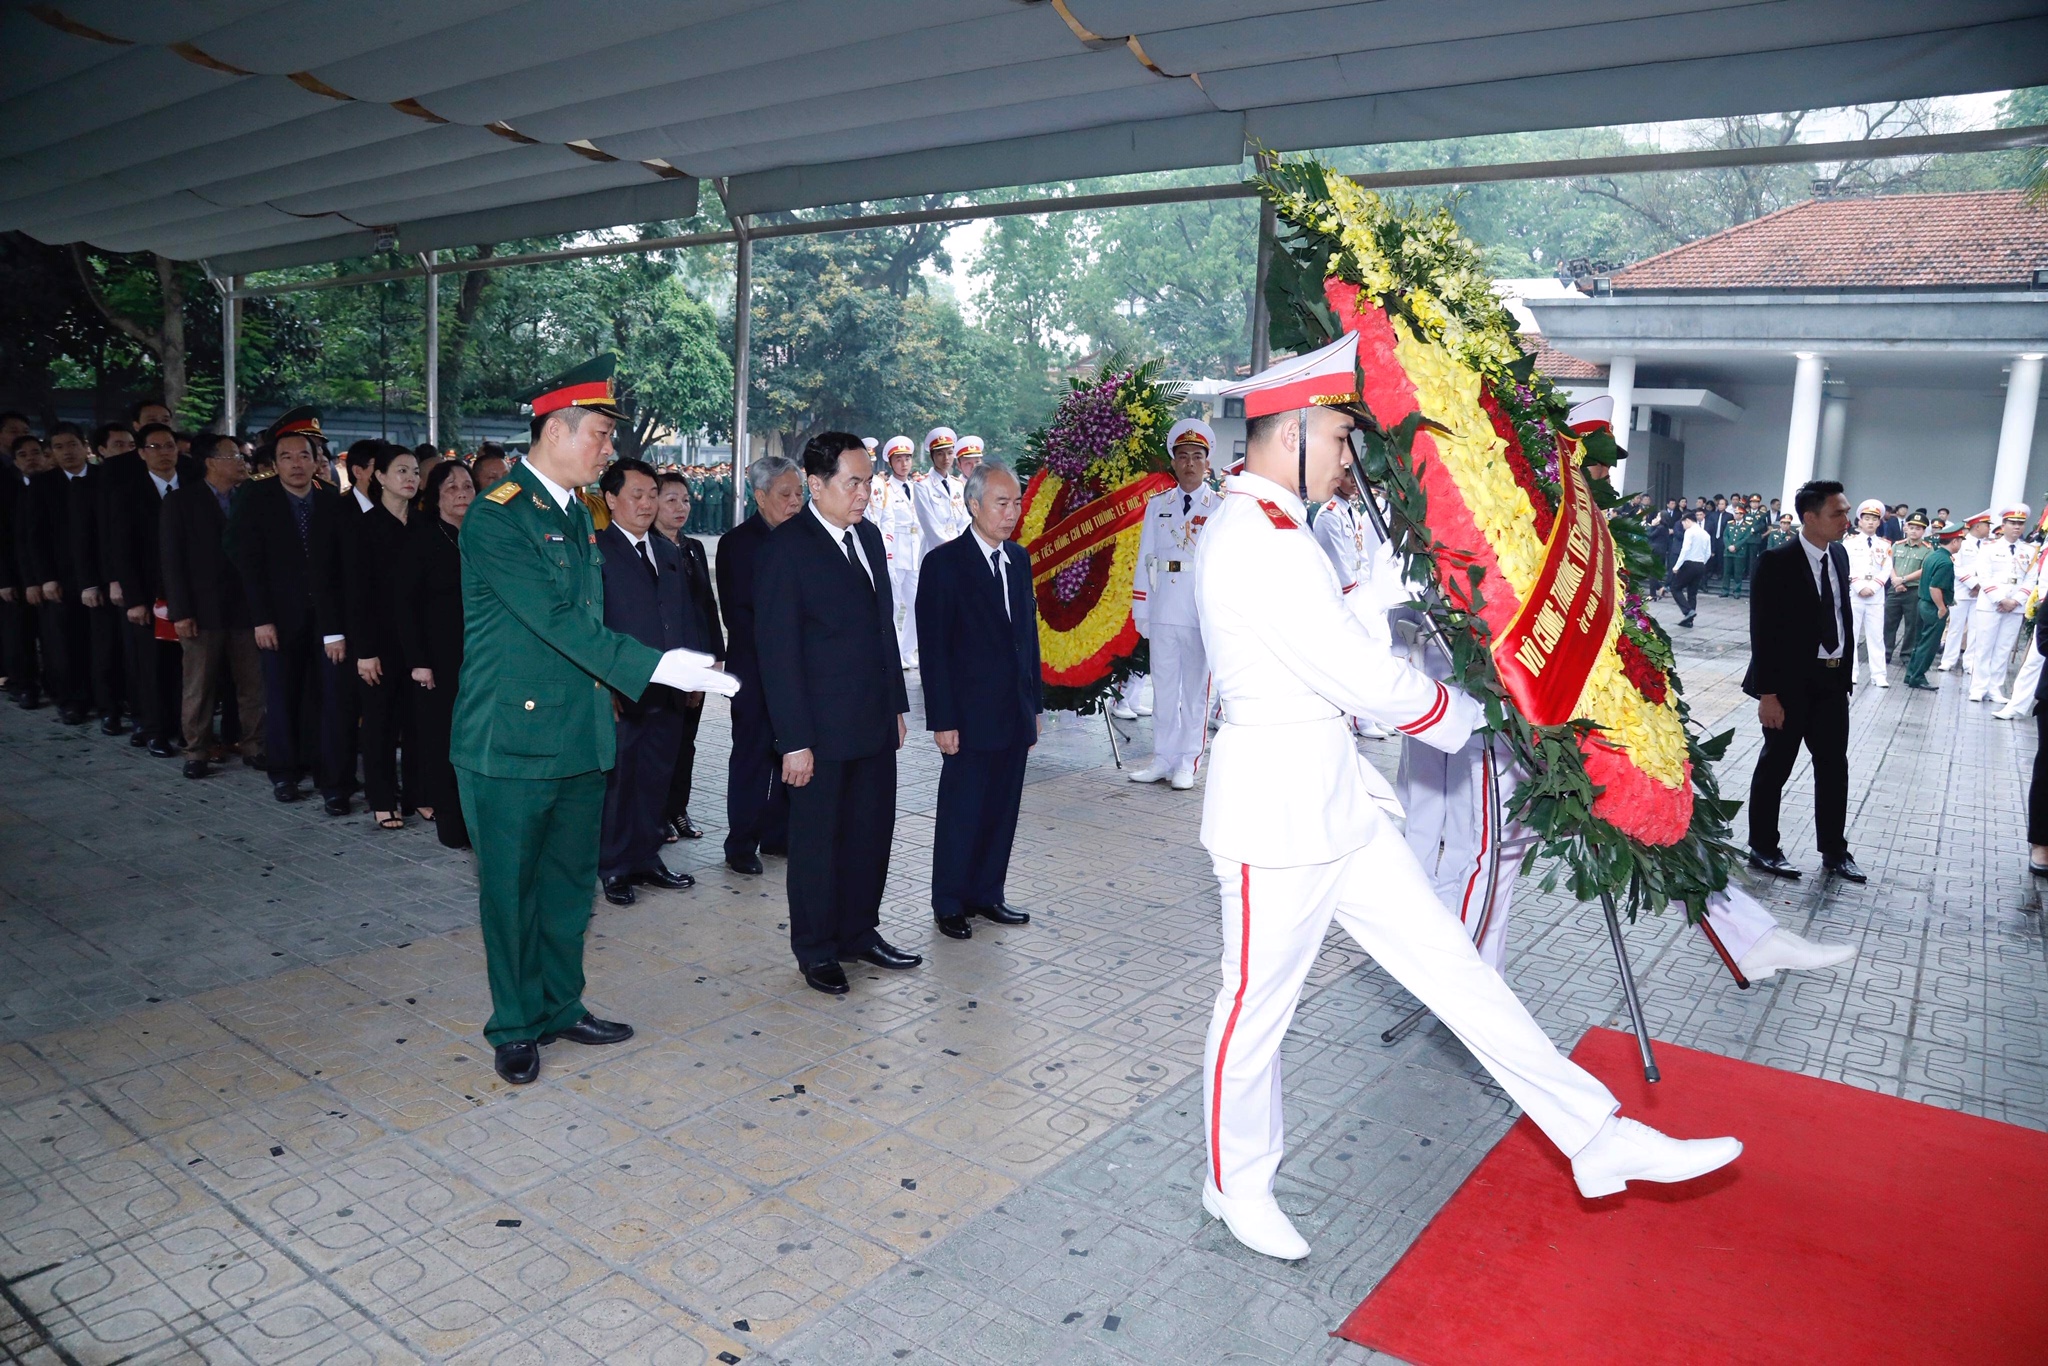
left=656, top=470, right=725, bottom=842
left=22, top=427, right=96, bottom=725
left=228, top=422, right=352, bottom=810
left=915, top=462, right=1041, bottom=941
left=1742, top=478, right=1863, bottom=883
left=106, top=423, right=187, bottom=757
left=76, top=424, right=133, bottom=734
left=715, top=456, right=802, bottom=876
left=756, top=432, right=921, bottom=994
left=594, top=459, right=698, bottom=906
left=0, top=417, right=32, bottom=708
left=1702, top=495, right=1731, bottom=593
left=163, top=434, right=265, bottom=780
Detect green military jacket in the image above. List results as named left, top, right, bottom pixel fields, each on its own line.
left=1916, top=546, right=1954, bottom=607
left=451, top=463, right=661, bottom=780
left=1890, top=539, right=1932, bottom=592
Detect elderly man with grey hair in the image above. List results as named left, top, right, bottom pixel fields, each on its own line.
left=715, top=455, right=805, bottom=875
left=915, top=460, right=1042, bottom=939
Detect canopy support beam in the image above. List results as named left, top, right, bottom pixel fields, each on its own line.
left=730, top=204, right=753, bottom=530
left=421, top=251, right=439, bottom=448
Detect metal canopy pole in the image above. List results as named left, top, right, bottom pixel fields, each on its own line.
left=421, top=251, right=439, bottom=448
left=730, top=209, right=752, bottom=530
left=1248, top=150, right=1276, bottom=377
left=220, top=274, right=238, bottom=436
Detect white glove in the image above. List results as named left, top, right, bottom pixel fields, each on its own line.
left=652, top=647, right=740, bottom=697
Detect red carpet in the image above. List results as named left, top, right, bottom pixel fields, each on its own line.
left=1337, top=1028, right=2048, bottom=1365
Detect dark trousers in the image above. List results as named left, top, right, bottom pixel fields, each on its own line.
left=459, top=768, right=603, bottom=1046
left=1747, top=662, right=1851, bottom=861
left=2030, top=709, right=2048, bottom=846
left=1883, top=590, right=1920, bottom=662
left=1904, top=602, right=1947, bottom=687
left=260, top=628, right=348, bottom=796
left=357, top=669, right=416, bottom=813
left=664, top=698, right=705, bottom=824
left=601, top=705, right=684, bottom=881
left=126, top=619, right=182, bottom=742
left=785, top=749, right=895, bottom=967
left=1669, top=561, right=1706, bottom=617
left=932, top=743, right=1029, bottom=919
left=411, top=676, right=469, bottom=847
left=0, top=598, right=33, bottom=697
left=50, top=597, right=91, bottom=711
left=87, top=602, right=124, bottom=719
left=724, top=693, right=789, bottom=861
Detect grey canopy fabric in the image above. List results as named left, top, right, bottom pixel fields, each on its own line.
left=1, top=0, right=2041, bottom=272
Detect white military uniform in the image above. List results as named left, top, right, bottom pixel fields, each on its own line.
left=1133, top=480, right=1223, bottom=777
left=913, top=427, right=970, bottom=562
left=1842, top=513, right=1892, bottom=686
left=1967, top=514, right=2034, bottom=703
left=1939, top=521, right=1990, bottom=670
left=867, top=436, right=922, bottom=663
left=1995, top=541, right=2048, bottom=718
left=1195, top=468, right=1620, bottom=1205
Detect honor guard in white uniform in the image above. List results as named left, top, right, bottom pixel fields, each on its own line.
left=1193, top=335, right=1739, bottom=1261
left=954, top=433, right=984, bottom=482
left=1993, top=526, right=2048, bottom=719
left=1844, top=498, right=1893, bottom=687
left=1129, top=418, right=1223, bottom=789
left=1312, top=465, right=1398, bottom=736
left=1967, top=503, right=2034, bottom=703
left=868, top=435, right=923, bottom=666
left=1939, top=510, right=1993, bottom=671
left=913, top=426, right=970, bottom=560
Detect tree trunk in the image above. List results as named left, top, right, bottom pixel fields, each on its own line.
left=439, top=246, right=494, bottom=446
left=155, top=255, right=187, bottom=416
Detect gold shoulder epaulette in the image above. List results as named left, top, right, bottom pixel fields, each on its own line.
left=484, top=481, right=521, bottom=505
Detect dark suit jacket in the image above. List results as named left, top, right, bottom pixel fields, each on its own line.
left=396, top=515, right=464, bottom=685
left=915, top=531, right=1041, bottom=750
left=18, top=470, right=81, bottom=592
left=1878, top=515, right=1905, bottom=543
left=161, top=481, right=250, bottom=628
left=670, top=532, right=724, bottom=659
left=715, top=513, right=771, bottom=689
left=68, top=463, right=113, bottom=592
left=1702, top=509, right=1731, bottom=548
left=1743, top=537, right=1855, bottom=699
left=340, top=503, right=412, bottom=666
left=0, top=474, right=20, bottom=592
left=755, top=510, right=908, bottom=760
left=106, top=469, right=179, bottom=606
left=227, top=477, right=348, bottom=638
left=598, top=524, right=690, bottom=716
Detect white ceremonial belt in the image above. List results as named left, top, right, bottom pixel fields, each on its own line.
left=1222, top=696, right=1343, bottom=726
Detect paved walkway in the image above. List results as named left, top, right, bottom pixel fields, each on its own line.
left=1, top=590, right=2041, bottom=1364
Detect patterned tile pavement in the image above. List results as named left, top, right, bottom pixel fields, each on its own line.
left=1, top=587, right=2041, bottom=1364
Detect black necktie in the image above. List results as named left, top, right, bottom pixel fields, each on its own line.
left=843, top=529, right=869, bottom=588
left=991, top=548, right=1008, bottom=618
left=290, top=494, right=311, bottom=551
left=1818, top=549, right=1839, bottom=654
left=1182, top=492, right=1192, bottom=515
left=636, top=538, right=656, bottom=583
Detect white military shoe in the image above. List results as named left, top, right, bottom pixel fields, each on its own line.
left=1170, top=762, right=1197, bottom=791
left=1570, top=1115, right=1741, bottom=1199
left=1202, top=1186, right=1309, bottom=1261
left=1111, top=701, right=1139, bottom=720
left=1736, top=927, right=1856, bottom=981
left=1126, top=762, right=1170, bottom=784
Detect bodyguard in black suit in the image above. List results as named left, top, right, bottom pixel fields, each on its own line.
left=915, top=463, right=1041, bottom=940
left=715, top=458, right=803, bottom=875
left=1742, top=479, right=1863, bottom=883
left=755, top=433, right=921, bottom=993
left=594, top=459, right=698, bottom=905
left=228, top=426, right=352, bottom=809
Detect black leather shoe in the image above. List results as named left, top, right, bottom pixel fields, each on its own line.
left=539, top=1014, right=634, bottom=1046
left=603, top=876, right=637, bottom=906
left=970, top=903, right=1030, bottom=926
left=147, top=737, right=179, bottom=758
left=182, top=759, right=210, bottom=780
left=803, top=960, right=850, bottom=995
left=59, top=706, right=90, bottom=726
left=726, top=852, right=764, bottom=876
left=1908, top=681, right=1939, bottom=691
left=760, top=843, right=788, bottom=857
left=935, top=914, right=972, bottom=940
left=493, top=1041, right=540, bottom=1085
left=676, top=813, right=703, bottom=840
left=323, top=794, right=351, bottom=817
left=272, top=779, right=302, bottom=803
left=633, top=863, right=695, bottom=891
left=16, top=692, right=44, bottom=710
left=856, top=939, right=923, bottom=970
left=1747, top=850, right=1802, bottom=879
left=1823, top=856, right=1867, bottom=884
left=128, top=728, right=149, bottom=747
left=100, top=716, right=125, bottom=736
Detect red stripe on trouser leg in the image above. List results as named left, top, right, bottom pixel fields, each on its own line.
left=1211, top=862, right=1252, bottom=1193
left=1457, top=750, right=1491, bottom=927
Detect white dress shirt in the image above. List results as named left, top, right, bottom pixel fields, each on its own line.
left=812, top=502, right=873, bottom=586
left=620, top=526, right=658, bottom=578
left=1675, top=523, right=1712, bottom=566
left=1798, top=533, right=1844, bottom=660
left=149, top=471, right=178, bottom=497
left=969, top=524, right=1010, bottom=619
left=523, top=461, right=576, bottom=513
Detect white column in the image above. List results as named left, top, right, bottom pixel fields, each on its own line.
left=1990, top=353, right=2044, bottom=511
left=1815, top=394, right=1849, bottom=484
left=1780, top=352, right=1826, bottom=511
left=220, top=277, right=238, bottom=436
left=423, top=251, right=440, bottom=448
left=1606, top=354, right=1639, bottom=493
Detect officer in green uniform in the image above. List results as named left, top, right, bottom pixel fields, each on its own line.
left=1885, top=511, right=1933, bottom=665
left=1903, top=523, right=1960, bottom=690
left=452, top=354, right=736, bottom=1085
left=1763, top=514, right=1797, bottom=554
left=1721, top=499, right=1758, bottom=597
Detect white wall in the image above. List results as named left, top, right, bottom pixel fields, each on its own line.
left=1674, top=380, right=2048, bottom=513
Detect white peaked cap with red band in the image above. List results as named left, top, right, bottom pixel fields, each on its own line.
left=1566, top=394, right=1627, bottom=453
left=1218, top=331, right=1360, bottom=418
left=955, top=434, right=985, bottom=458
left=1166, top=418, right=1216, bottom=454
left=923, top=426, right=957, bottom=454
left=1857, top=498, right=1887, bottom=518
left=861, top=436, right=878, bottom=451
left=2001, top=501, right=2032, bottom=522
left=882, top=435, right=914, bottom=459
left=1967, top=509, right=1994, bottom=526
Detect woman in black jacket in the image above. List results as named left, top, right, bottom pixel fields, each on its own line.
left=346, top=444, right=421, bottom=830
left=398, top=460, right=472, bottom=849
left=2027, top=608, right=2048, bottom=875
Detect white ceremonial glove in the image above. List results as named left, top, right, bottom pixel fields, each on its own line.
left=652, top=647, right=741, bottom=697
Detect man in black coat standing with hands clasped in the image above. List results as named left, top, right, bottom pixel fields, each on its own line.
left=755, top=432, right=921, bottom=995
left=715, top=457, right=802, bottom=877
left=1742, top=478, right=1865, bottom=884
left=916, top=462, right=1041, bottom=941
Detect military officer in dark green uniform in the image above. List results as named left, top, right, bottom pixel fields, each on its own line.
left=453, top=355, right=736, bottom=1085
left=1885, top=511, right=1933, bottom=665
left=1722, top=496, right=1765, bottom=597
left=1904, top=522, right=1960, bottom=690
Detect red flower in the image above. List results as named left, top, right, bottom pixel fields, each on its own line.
left=1478, top=387, right=1556, bottom=542
left=1613, top=633, right=1668, bottom=705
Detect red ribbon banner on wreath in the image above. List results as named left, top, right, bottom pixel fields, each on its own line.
left=1025, top=471, right=1173, bottom=583
left=1489, top=451, right=1618, bottom=725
